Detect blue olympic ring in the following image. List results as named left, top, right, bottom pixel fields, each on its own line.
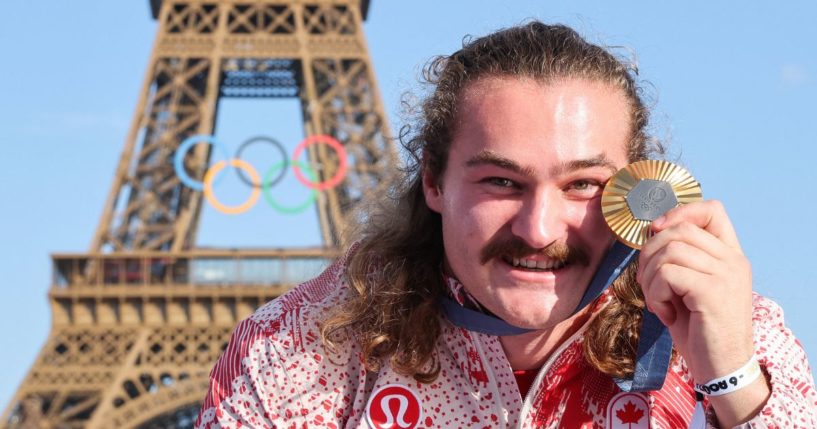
left=174, top=135, right=231, bottom=191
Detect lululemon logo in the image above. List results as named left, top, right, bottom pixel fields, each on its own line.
left=606, top=391, right=650, bottom=429
left=365, top=384, right=422, bottom=429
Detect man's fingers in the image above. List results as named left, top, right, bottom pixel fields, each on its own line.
left=640, top=226, right=724, bottom=274
left=638, top=238, right=719, bottom=297
left=652, top=200, right=742, bottom=253
left=642, top=263, right=709, bottom=320
left=648, top=299, right=677, bottom=326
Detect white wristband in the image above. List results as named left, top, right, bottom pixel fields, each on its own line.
left=693, top=356, right=762, bottom=397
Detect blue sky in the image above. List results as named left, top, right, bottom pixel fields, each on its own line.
left=1, top=0, right=816, bottom=409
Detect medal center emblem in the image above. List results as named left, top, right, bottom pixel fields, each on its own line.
left=625, top=179, right=677, bottom=221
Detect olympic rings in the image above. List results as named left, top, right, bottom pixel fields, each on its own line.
left=203, top=159, right=261, bottom=215
left=292, top=135, right=348, bottom=191
left=173, top=134, right=347, bottom=215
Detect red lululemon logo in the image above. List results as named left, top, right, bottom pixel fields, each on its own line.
left=365, top=384, right=422, bottom=429
left=607, top=392, right=650, bottom=429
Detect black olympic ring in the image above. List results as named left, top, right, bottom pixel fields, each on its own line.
left=233, top=136, right=289, bottom=189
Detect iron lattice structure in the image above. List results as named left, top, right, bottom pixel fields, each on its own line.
left=2, top=1, right=395, bottom=427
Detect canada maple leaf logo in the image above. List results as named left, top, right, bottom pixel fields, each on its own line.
left=616, top=401, right=644, bottom=428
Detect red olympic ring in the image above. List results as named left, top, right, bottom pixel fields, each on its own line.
left=291, top=135, right=348, bottom=191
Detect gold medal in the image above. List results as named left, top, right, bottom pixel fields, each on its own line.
left=601, top=160, right=703, bottom=249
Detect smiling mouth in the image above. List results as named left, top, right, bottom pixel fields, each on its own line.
left=502, top=256, right=568, bottom=271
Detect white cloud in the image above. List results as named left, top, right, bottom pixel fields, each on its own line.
left=780, top=64, right=810, bottom=86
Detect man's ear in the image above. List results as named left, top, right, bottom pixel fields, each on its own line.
left=422, top=165, right=443, bottom=214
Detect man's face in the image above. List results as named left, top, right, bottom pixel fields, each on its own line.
left=423, top=77, right=631, bottom=330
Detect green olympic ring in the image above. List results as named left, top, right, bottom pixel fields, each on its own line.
left=262, top=160, right=318, bottom=214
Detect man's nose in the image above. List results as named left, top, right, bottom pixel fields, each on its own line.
left=510, top=189, right=567, bottom=249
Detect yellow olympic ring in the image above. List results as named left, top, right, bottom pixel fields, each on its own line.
left=203, top=159, right=261, bottom=215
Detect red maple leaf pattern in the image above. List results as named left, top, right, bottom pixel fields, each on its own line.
left=616, top=401, right=644, bottom=428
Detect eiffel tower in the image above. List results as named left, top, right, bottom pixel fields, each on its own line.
left=2, top=1, right=394, bottom=427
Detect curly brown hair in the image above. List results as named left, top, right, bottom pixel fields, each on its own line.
left=321, top=21, right=664, bottom=382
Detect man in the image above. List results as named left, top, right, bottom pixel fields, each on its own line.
left=196, top=22, right=816, bottom=428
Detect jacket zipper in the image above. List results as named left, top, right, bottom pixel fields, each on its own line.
left=517, top=323, right=592, bottom=429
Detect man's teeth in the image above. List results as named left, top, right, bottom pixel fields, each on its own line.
left=510, top=258, right=567, bottom=270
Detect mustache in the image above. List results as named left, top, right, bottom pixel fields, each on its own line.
left=479, top=236, right=590, bottom=267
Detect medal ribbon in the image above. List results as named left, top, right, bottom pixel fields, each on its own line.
left=438, top=240, right=672, bottom=392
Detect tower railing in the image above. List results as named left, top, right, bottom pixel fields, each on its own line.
left=52, top=248, right=340, bottom=289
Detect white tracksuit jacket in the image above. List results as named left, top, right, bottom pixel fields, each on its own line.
left=196, top=251, right=817, bottom=428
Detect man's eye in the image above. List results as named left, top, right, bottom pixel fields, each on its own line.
left=486, top=177, right=516, bottom=188
left=567, top=180, right=602, bottom=193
